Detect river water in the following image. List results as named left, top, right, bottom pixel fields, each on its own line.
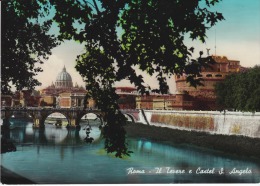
left=1, top=119, right=260, bottom=184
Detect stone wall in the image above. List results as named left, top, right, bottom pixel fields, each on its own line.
left=139, top=110, right=260, bottom=138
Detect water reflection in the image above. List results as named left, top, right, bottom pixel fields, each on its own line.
left=5, top=119, right=102, bottom=145
left=128, top=139, right=260, bottom=183
left=137, top=140, right=152, bottom=153
left=1, top=119, right=260, bottom=184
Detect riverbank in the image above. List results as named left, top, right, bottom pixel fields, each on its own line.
left=1, top=166, right=35, bottom=184
left=124, top=122, right=260, bottom=160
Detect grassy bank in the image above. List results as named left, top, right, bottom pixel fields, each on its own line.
left=124, top=122, right=260, bottom=160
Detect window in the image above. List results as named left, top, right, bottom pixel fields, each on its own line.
left=215, top=74, right=222, bottom=77
left=206, top=74, right=212, bottom=77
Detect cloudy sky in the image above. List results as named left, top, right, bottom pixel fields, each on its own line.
left=35, top=0, right=260, bottom=93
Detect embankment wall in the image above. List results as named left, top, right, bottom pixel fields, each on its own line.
left=138, top=110, right=260, bottom=138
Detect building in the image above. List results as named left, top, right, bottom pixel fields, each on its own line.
left=1, top=95, right=13, bottom=107
left=164, top=93, right=194, bottom=110
left=116, top=87, right=138, bottom=109
left=115, top=87, right=191, bottom=110
left=175, top=55, right=243, bottom=110
left=136, top=95, right=153, bottom=110
left=5, top=90, right=41, bottom=107
left=55, top=66, right=73, bottom=88
left=40, top=66, right=84, bottom=96
left=39, top=66, right=95, bottom=108
left=136, top=94, right=170, bottom=110
left=135, top=93, right=193, bottom=110
left=135, top=55, right=244, bottom=111
left=1, top=55, right=244, bottom=111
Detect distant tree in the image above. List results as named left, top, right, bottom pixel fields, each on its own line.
left=2, top=0, right=224, bottom=157
left=1, top=1, right=58, bottom=94
left=215, top=66, right=260, bottom=112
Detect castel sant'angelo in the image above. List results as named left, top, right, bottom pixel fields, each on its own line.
left=136, top=55, right=246, bottom=111
left=174, top=55, right=244, bottom=110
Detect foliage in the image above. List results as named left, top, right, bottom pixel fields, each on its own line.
left=2, top=0, right=224, bottom=157
left=215, top=66, right=260, bottom=112
left=72, top=0, right=223, bottom=157
left=50, top=0, right=224, bottom=94
left=75, top=46, right=132, bottom=157
left=1, top=1, right=58, bottom=94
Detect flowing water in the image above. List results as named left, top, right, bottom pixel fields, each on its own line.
left=1, top=119, right=260, bottom=184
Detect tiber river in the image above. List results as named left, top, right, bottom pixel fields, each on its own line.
left=1, top=117, right=260, bottom=184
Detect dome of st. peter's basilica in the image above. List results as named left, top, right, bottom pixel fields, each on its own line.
left=55, top=66, right=73, bottom=88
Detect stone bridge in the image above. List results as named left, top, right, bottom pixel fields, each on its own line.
left=1, top=107, right=140, bottom=128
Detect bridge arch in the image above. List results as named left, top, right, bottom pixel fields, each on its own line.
left=78, top=112, right=104, bottom=126
left=124, top=113, right=136, bottom=123
left=80, top=113, right=98, bottom=120
left=44, top=112, right=70, bottom=126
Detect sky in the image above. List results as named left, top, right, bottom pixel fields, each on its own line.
left=35, top=0, right=260, bottom=93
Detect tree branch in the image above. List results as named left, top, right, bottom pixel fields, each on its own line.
left=82, top=0, right=96, bottom=12
left=92, top=0, right=100, bottom=14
